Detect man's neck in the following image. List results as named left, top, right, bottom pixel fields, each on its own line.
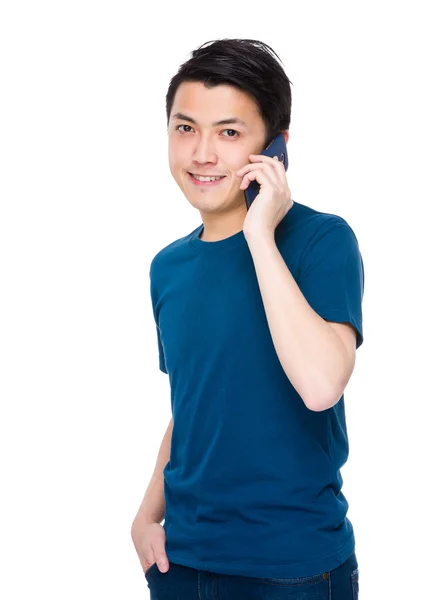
left=199, top=207, right=247, bottom=242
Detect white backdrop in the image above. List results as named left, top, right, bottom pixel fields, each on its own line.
left=1, top=1, right=443, bottom=598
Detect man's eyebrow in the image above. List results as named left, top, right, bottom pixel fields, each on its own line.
left=172, top=112, right=248, bottom=128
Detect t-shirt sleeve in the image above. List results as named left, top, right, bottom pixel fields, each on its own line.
left=155, top=323, right=168, bottom=374
left=150, top=259, right=168, bottom=374
left=296, top=222, right=365, bottom=349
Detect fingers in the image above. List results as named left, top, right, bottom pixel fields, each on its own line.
left=150, top=540, right=170, bottom=572
left=134, top=520, right=170, bottom=575
left=156, top=552, right=169, bottom=572
left=143, top=554, right=169, bottom=574
left=236, top=156, right=284, bottom=190
left=251, top=154, right=287, bottom=184
left=239, top=164, right=280, bottom=190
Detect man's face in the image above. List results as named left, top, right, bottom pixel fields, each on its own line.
left=168, top=81, right=268, bottom=214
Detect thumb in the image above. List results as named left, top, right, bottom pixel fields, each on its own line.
left=157, top=552, right=169, bottom=573
left=152, top=540, right=169, bottom=573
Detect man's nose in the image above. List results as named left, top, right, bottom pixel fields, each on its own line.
left=192, top=136, right=217, bottom=164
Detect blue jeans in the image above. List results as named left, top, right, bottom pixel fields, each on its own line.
left=144, top=550, right=359, bottom=599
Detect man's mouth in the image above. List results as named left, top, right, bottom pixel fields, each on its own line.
left=187, top=172, right=227, bottom=186
left=189, top=173, right=226, bottom=181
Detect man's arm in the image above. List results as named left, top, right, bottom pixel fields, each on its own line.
left=131, top=416, right=173, bottom=528
left=245, top=232, right=356, bottom=412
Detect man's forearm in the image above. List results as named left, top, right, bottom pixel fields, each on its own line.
left=245, top=232, right=350, bottom=411
left=132, top=417, right=173, bottom=527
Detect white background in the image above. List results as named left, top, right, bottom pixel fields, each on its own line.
left=1, top=1, right=443, bottom=598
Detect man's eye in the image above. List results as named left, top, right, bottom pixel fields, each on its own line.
left=222, top=129, right=239, bottom=138
left=176, top=125, right=193, bottom=133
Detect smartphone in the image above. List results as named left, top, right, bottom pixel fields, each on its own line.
left=244, top=133, right=289, bottom=210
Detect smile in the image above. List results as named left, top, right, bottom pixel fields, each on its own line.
left=187, top=172, right=227, bottom=186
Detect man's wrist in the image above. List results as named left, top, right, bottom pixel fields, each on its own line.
left=132, top=511, right=162, bottom=530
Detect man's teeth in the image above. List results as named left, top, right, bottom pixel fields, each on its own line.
left=191, top=174, right=225, bottom=182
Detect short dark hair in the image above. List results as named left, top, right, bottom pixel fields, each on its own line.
left=166, top=38, right=293, bottom=147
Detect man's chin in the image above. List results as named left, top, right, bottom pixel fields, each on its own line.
left=185, top=194, right=231, bottom=211
left=181, top=184, right=245, bottom=212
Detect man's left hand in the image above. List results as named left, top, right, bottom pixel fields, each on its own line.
left=236, top=154, right=293, bottom=239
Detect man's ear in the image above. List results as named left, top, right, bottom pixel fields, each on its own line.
left=281, top=130, right=289, bottom=144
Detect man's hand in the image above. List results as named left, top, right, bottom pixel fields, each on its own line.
left=131, top=519, right=170, bottom=574
left=236, top=154, right=293, bottom=240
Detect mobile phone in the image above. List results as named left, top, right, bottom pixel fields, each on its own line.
left=244, top=133, right=289, bottom=210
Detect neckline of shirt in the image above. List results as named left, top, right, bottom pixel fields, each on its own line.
left=188, top=200, right=297, bottom=253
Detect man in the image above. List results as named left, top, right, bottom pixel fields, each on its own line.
left=131, top=38, right=363, bottom=599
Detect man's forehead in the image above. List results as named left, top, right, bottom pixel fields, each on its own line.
left=171, top=82, right=261, bottom=124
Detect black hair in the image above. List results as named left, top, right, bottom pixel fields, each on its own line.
left=165, top=38, right=293, bottom=147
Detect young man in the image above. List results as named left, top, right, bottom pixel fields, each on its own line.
left=131, top=38, right=363, bottom=599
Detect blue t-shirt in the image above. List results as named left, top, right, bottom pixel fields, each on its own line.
left=149, top=200, right=364, bottom=579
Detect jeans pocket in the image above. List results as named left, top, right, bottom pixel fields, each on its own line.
left=144, top=562, right=158, bottom=578
left=350, top=566, right=359, bottom=600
